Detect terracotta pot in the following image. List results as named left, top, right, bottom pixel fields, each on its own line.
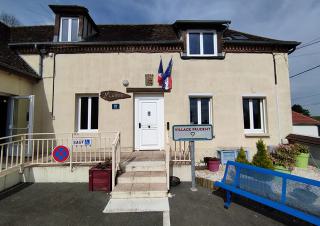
left=208, top=159, right=220, bottom=172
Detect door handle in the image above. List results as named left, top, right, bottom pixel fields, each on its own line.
left=148, top=125, right=151, bottom=128
left=139, top=123, right=141, bottom=128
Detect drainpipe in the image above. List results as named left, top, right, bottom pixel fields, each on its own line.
left=272, top=53, right=282, bottom=144
left=51, top=53, right=56, bottom=118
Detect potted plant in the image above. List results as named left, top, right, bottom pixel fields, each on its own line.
left=204, top=157, right=220, bottom=172
left=252, top=139, right=274, bottom=170
left=236, top=147, right=249, bottom=164
left=89, top=159, right=112, bottom=192
left=271, top=144, right=297, bottom=174
left=294, top=143, right=310, bottom=169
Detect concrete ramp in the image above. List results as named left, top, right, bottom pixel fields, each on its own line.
left=103, top=197, right=169, bottom=213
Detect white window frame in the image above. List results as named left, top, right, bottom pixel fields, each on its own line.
left=77, top=95, right=99, bottom=132
left=59, top=17, right=79, bottom=42
left=243, top=98, right=266, bottom=134
left=186, top=30, right=218, bottom=57
left=189, top=96, right=212, bottom=125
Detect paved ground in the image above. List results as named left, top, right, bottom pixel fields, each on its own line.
left=0, top=183, right=312, bottom=226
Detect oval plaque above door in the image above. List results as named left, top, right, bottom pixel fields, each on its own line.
left=100, top=91, right=131, bottom=102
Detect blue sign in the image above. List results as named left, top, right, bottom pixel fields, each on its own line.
left=112, top=104, right=120, bottom=110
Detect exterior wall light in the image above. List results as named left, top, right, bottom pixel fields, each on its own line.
left=122, top=80, right=129, bottom=87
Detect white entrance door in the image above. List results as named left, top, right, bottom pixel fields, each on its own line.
left=134, top=94, right=164, bottom=150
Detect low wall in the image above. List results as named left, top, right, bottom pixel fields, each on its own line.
left=0, top=169, right=22, bottom=192
left=170, top=164, right=191, bottom=182
left=23, top=165, right=90, bottom=183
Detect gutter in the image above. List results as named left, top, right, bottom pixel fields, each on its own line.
left=8, top=40, right=184, bottom=47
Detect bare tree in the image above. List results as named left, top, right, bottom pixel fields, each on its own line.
left=0, top=12, right=21, bottom=26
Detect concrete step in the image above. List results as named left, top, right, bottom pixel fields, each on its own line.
left=103, top=197, right=169, bottom=213
left=111, top=183, right=167, bottom=199
left=123, top=164, right=166, bottom=172
left=118, top=171, right=166, bottom=184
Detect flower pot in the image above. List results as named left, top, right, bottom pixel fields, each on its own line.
left=295, top=152, right=310, bottom=169
left=208, top=159, right=220, bottom=172
left=274, top=164, right=291, bottom=174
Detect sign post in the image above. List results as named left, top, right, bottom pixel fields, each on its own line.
left=173, top=124, right=213, bottom=192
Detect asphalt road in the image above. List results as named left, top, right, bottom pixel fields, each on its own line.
left=0, top=182, right=312, bottom=226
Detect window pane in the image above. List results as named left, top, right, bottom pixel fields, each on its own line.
left=91, top=97, right=99, bottom=129
left=80, top=97, right=88, bottom=129
left=71, top=18, right=78, bottom=41
left=61, top=19, right=69, bottom=42
left=203, top=33, right=214, bottom=54
left=189, top=33, right=200, bottom=54
left=243, top=99, right=250, bottom=129
left=252, top=99, right=262, bottom=129
left=190, top=98, right=198, bottom=124
left=201, top=98, right=210, bottom=124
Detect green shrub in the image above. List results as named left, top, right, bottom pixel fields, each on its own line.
left=236, top=147, right=249, bottom=164
left=271, top=144, right=297, bottom=170
left=294, top=143, right=309, bottom=154
left=252, top=139, right=274, bottom=169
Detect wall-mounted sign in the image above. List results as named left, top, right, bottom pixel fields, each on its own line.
left=112, top=104, right=120, bottom=110
left=72, top=138, right=92, bottom=146
left=145, top=74, right=154, bottom=86
left=172, top=125, right=213, bottom=141
left=52, top=145, right=70, bottom=162
left=100, top=91, right=131, bottom=102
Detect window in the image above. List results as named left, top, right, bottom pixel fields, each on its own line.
left=59, top=17, right=79, bottom=42
left=243, top=98, right=266, bottom=133
left=187, top=30, right=217, bottom=56
left=77, top=96, right=99, bottom=131
left=189, top=97, right=212, bottom=124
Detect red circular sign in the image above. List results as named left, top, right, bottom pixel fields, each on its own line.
left=52, top=145, right=70, bottom=162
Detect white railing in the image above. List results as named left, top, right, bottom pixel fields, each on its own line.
left=170, top=141, right=191, bottom=162
left=111, top=132, right=121, bottom=190
left=0, top=132, right=120, bottom=176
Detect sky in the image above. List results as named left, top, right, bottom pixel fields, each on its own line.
left=1, top=0, right=320, bottom=115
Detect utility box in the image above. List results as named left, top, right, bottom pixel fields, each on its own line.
left=89, top=164, right=112, bottom=192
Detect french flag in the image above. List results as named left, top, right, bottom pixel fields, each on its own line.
left=162, top=58, right=173, bottom=91
left=157, top=58, right=163, bottom=86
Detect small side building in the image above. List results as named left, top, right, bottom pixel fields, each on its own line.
left=292, top=111, right=320, bottom=137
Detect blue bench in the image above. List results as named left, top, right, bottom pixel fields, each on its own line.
left=214, top=161, right=320, bottom=225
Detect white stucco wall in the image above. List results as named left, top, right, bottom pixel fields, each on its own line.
left=20, top=52, right=293, bottom=162
left=293, top=125, right=319, bottom=137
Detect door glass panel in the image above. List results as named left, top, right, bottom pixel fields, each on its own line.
left=61, top=18, right=69, bottom=42
left=91, top=97, right=99, bottom=129
left=253, top=99, right=262, bottom=129
left=203, top=33, right=214, bottom=54
left=189, top=33, right=200, bottom=54
left=243, top=99, right=250, bottom=129
left=11, top=98, right=29, bottom=135
left=190, top=98, right=198, bottom=124
left=80, top=97, right=88, bottom=129
left=201, top=98, right=210, bottom=124
left=71, top=18, right=78, bottom=41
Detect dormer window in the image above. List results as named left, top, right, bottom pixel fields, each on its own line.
left=187, top=30, right=217, bottom=56
left=59, top=17, right=79, bottom=42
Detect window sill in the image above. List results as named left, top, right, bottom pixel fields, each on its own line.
left=245, top=133, right=270, bottom=138
left=181, top=53, right=225, bottom=60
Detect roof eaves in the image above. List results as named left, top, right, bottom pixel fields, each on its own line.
left=0, top=61, right=40, bottom=80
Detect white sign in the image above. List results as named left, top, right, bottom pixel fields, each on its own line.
left=72, top=138, right=92, bottom=146
left=172, top=125, right=213, bottom=141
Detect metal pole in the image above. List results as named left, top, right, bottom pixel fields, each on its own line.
left=190, top=141, right=197, bottom=191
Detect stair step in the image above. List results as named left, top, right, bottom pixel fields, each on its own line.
left=103, top=197, right=169, bottom=213
left=123, top=165, right=166, bottom=172
left=112, top=183, right=167, bottom=198
left=118, top=171, right=166, bottom=184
